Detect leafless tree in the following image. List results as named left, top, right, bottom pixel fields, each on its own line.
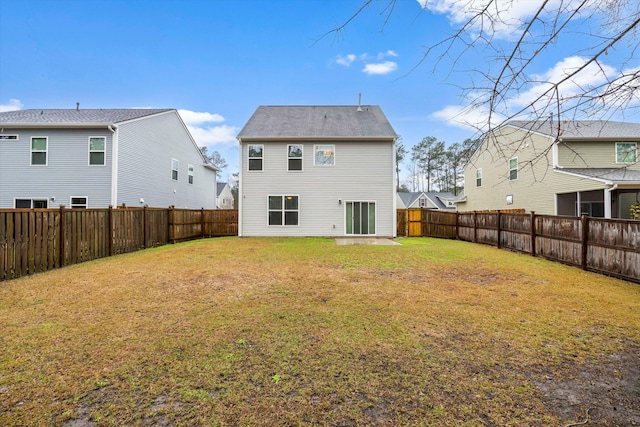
left=320, top=0, right=639, bottom=154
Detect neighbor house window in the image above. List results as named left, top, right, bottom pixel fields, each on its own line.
left=31, top=137, right=47, bottom=165
left=268, top=195, right=299, bottom=226
left=288, top=144, right=303, bottom=171
left=616, top=142, right=637, bottom=164
left=509, top=158, right=518, bottom=181
left=476, top=169, right=482, bottom=187
left=0, top=135, right=18, bottom=140
left=89, top=137, right=106, bottom=165
left=15, top=198, right=48, bottom=209
left=314, top=144, right=335, bottom=166
left=70, top=197, right=88, bottom=209
left=171, top=158, right=179, bottom=181
left=188, top=164, right=194, bottom=184
left=248, top=145, right=263, bottom=171
left=419, top=198, right=427, bottom=208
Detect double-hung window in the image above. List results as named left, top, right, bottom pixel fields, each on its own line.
left=171, top=158, right=179, bottom=181
left=188, top=165, right=194, bottom=184
left=89, top=137, right=106, bottom=165
left=314, top=144, right=335, bottom=166
left=248, top=145, right=263, bottom=171
left=268, top=195, right=299, bottom=226
left=288, top=144, right=303, bottom=171
left=508, top=158, right=518, bottom=181
left=31, top=137, right=47, bottom=165
left=616, top=142, right=637, bottom=164
left=15, top=198, right=48, bottom=209
left=476, top=169, right=482, bottom=187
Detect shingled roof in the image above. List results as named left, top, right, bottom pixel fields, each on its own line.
left=506, top=120, right=640, bottom=140
left=0, top=109, right=173, bottom=126
left=236, top=105, right=398, bottom=141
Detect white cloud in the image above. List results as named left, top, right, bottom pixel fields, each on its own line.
left=432, top=104, right=505, bottom=132
left=178, top=109, right=225, bottom=126
left=418, top=0, right=569, bottom=39
left=377, top=50, right=398, bottom=59
left=0, top=99, right=23, bottom=112
left=336, top=54, right=356, bottom=66
left=363, top=61, right=398, bottom=75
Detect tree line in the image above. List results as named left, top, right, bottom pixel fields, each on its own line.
left=397, top=137, right=479, bottom=195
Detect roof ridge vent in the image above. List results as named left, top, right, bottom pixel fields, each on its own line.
left=357, top=93, right=363, bottom=112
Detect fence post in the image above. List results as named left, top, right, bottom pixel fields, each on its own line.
left=169, top=206, right=175, bottom=244
left=473, top=211, right=477, bottom=243
left=201, top=207, right=206, bottom=238
left=143, top=205, right=148, bottom=249
left=108, top=205, right=113, bottom=256
left=530, top=211, right=536, bottom=257
left=59, top=205, right=66, bottom=267
left=581, top=214, right=589, bottom=270
left=496, top=210, right=502, bottom=249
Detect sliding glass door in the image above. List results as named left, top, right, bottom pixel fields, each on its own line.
left=346, top=201, right=375, bottom=235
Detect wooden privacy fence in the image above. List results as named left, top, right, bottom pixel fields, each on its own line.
left=0, top=206, right=238, bottom=282
left=397, top=208, right=640, bottom=284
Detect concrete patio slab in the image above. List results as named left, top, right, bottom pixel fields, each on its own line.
left=335, top=237, right=401, bottom=246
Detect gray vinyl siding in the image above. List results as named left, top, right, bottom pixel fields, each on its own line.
left=461, top=127, right=607, bottom=214
left=240, top=141, right=395, bottom=237
left=116, top=112, right=217, bottom=209
left=0, top=128, right=112, bottom=208
left=558, top=141, right=640, bottom=169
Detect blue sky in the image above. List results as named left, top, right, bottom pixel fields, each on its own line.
left=1, top=0, right=638, bottom=184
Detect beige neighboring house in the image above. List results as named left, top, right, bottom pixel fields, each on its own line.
left=458, top=120, right=640, bottom=218
left=216, top=182, right=234, bottom=209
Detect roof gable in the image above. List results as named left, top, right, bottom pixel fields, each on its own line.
left=236, top=105, right=398, bottom=141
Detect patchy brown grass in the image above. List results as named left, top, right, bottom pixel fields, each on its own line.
left=1, top=237, right=638, bottom=426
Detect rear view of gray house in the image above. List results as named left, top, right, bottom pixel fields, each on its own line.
left=0, top=108, right=217, bottom=209
left=236, top=105, right=398, bottom=237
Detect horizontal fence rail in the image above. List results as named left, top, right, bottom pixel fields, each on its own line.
left=1, top=207, right=238, bottom=282
left=397, top=208, right=640, bottom=284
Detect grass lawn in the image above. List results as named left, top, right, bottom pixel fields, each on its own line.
left=1, top=237, right=639, bottom=426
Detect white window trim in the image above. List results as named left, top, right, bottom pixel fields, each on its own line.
left=171, top=158, right=179, bottom=181
left=31, top=136, right=48, bottom=166
left=188, top=164, right=194, bottom=184
left=287, top=144, right=303, bottom=172
left=476, top=168, right=482, bottom=187
left=508, top=157, right=518, bottom=181
left=248, top=144, right=264, bottom=172
left=419, top=198, right=427, bottom=208
left=0, top=134, right=18, bottom=140
left=70, top=196, right=88, bottom=209
left=314, top=144, right=335, bottom=166
left=267, top=194, right=300, bottom=227
left=615, top=142, right=637, bottom=164
left=88, top=136, right=106, bottom=166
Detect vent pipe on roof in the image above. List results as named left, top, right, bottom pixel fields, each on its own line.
left=76, top=102, right=80, bottom=111
left=357, top=93, right=363, bottom=112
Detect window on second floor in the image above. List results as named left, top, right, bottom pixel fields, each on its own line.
left=89, top=137, right=106, bottom=165
left=188, top=164, right=194, bottom=184
left=248, top=145, right=263, bottom=171
left=314, top=144, right=335, bottom=166
left=288, top=144, right=303, bottom=171
left=616, top=142, right=637, bottom=164
left=171, top=158, right=179, bottom=181
left=509, top=157, right=518, bottom=181
left=476, top=169, right=482, bottom=187
left=31, top=137, right=47, bottom=166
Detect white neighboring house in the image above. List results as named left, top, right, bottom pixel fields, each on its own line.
left=216, top=182, right=234, bottom=209
left=396, top=191, right=458, bottom=211
left=0, top=108, right=217, bottom=209
left=236, top=105, right=398, bottom=237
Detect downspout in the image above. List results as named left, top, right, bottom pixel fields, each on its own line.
left=605, top=184, right=618, bottom=219
left=109, top=125, right=118, bottom=206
